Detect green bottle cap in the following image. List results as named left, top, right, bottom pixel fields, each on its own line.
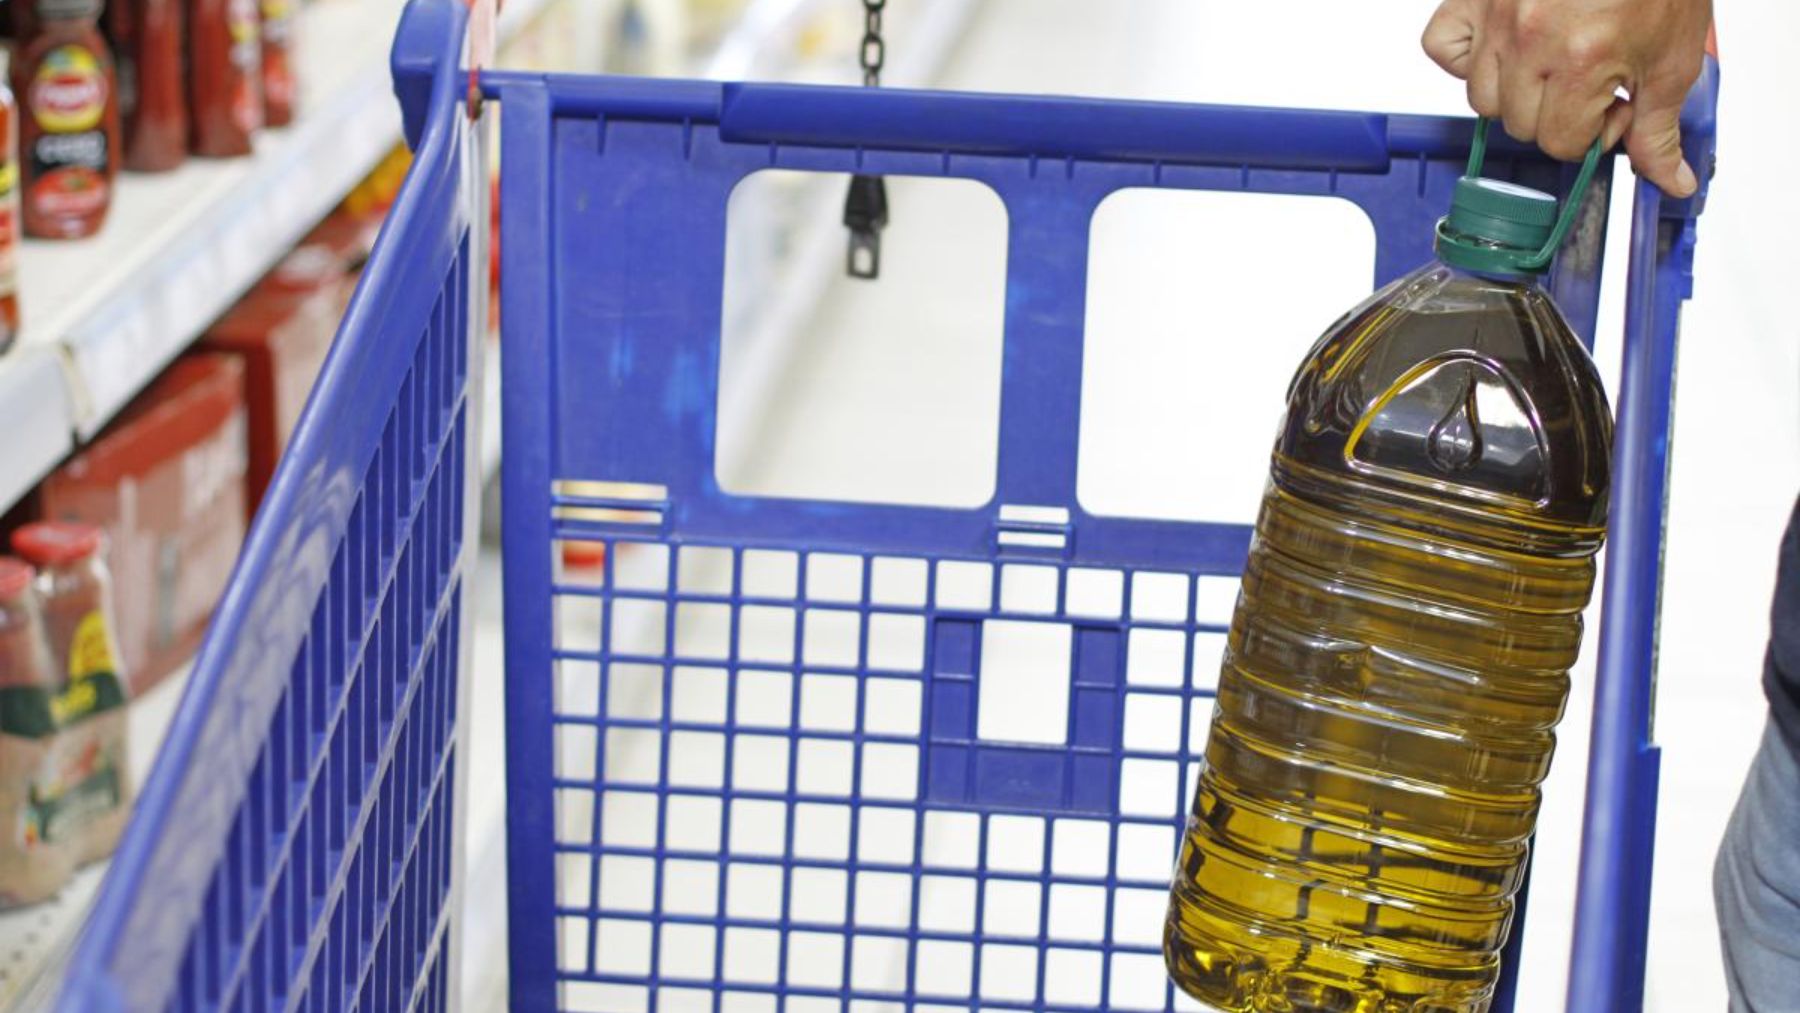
left=1435, top=119, right=1603, bottom=277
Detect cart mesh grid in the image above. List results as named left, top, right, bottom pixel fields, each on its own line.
left=546, top=537, right=1236, bottom=1010
left=169, top=222, right=472, bottom=1013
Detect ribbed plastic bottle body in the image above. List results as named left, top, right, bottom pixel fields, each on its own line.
left=1164, top=262, right=1612, bottom=1013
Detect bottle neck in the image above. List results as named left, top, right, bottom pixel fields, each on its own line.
left=1434, top=222, right=1550, bottom=283
left=1436, top=247, right=1546, bottom=289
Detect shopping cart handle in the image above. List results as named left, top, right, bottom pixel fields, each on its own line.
left=393, top=0, right=465, bottom=151
left=466, top=0, right=497, bottom=120
left=714, top=84, right=1397, bottom=171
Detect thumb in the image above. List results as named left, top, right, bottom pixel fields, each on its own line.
left=1422, top=0, right=1480, bottom=79
left=1623, top=92, right=1697, bottom=197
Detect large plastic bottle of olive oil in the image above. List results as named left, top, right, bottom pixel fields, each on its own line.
left=1164, top=130, right=1612, bottom=1013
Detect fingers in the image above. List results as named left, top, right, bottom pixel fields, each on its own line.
left=1422, top=0, right=1706, bottom=195
left=1423, top=0, right=1481, bottom=78
left=1497, top=56, right=1548, bottom=145
left=1623, top=87, right=1697, bottom=196
left=1466, top=42, right=1504, bottom=119
left=1535, top=74, right=1622, bottom=160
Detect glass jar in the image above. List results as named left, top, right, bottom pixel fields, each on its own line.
left=0, top=557, right=74, bottom=907
left=12, top=521, right=132, bottom=868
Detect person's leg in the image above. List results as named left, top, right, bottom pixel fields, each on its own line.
left=1714, top=721, right=1800, bottom=1011
left=1715, top=495, right=1800, bottom=1011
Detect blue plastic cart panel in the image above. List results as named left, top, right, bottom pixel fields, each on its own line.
left=486, top=62, right=1702, bottom=1012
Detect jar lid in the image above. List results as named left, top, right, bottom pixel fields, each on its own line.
left=0, top=559, right=35, bottom=599
left=12, top=522, right=103, bottom=566
left=35, top=0, right=104, bottom=20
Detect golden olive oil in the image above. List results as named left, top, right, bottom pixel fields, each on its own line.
left=1165, top=265, right=1611, bottom=1013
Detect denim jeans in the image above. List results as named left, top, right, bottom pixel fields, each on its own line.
left=1715, top=724, right=1800, bottom=1012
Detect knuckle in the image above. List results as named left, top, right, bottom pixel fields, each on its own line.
left=1563, top=28, right=1619, bottom=70
left=1508, top=0, right=1553, bottom=43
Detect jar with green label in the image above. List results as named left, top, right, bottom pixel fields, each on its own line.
left=0, top=556, right=74, bottom=907
left=12, top=521, right=131, bottom=868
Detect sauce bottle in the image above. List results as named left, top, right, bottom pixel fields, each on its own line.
left=188, top=0, right=261, bottom=157
left=258, top=0, right=294, bottom=127
left=109, top=0, right=188, bottom=172
left=12, top=522, right=132, bottom=869
left=15, top=0, right=120, bottom=240
left=0, top=50, right=22, bottom=351
left=1164, top=127, right=1612, bottom=1012
left=0, top=558, right=73, bottom=908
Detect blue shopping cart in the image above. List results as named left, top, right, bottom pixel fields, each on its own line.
left=52, top=0, right=1718, bottom=1009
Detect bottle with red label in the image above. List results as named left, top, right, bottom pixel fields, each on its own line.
left=258, top=0, right=294, bottom=127
left=108, top=0, right=189, bottom=172
left=0, top=50, right=22, bottom=350
left=188, top=0, right=261, bottom=157
left=15, top=0, right=121, bottom=240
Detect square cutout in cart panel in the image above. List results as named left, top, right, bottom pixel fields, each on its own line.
left=1079, top=188, right=1374, bottom=525
left=717, top=171, right=1008, bottom=509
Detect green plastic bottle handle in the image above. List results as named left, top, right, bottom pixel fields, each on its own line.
left=1464, top=117, right=1606, bottom=272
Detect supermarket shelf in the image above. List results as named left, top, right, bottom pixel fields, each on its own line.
left=0, top=665, right=194, bottom=1010
left=16, top=0, right=409, bottom=437
left=0, top=3, right=559, bottom=1004
left=0, top=0, right=556, bottom=519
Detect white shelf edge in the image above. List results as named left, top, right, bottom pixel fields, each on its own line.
left=0, top=349, right=77, bottom=516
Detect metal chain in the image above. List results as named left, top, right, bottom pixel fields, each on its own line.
left=845, top=0, right=888, bottom=279
left=860, top=0, right=885, bottom=87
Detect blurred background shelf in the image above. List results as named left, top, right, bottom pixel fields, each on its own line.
left=0, top=0, right=563, bottom=518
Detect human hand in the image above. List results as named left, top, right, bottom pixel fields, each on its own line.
left=1422, top=0, right=1712, bottom=196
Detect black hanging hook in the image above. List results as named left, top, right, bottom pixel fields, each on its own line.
left=844, top=0, right=888, bottom=279
left=843, top=173, right=889, bottom=279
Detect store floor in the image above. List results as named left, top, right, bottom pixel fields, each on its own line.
left=460, top=2, right=1800, bottom=1009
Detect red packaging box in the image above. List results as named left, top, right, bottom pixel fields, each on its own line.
left=38, top=355, right=248, bottom=694
left=199, top=216, right=366, bottom=518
